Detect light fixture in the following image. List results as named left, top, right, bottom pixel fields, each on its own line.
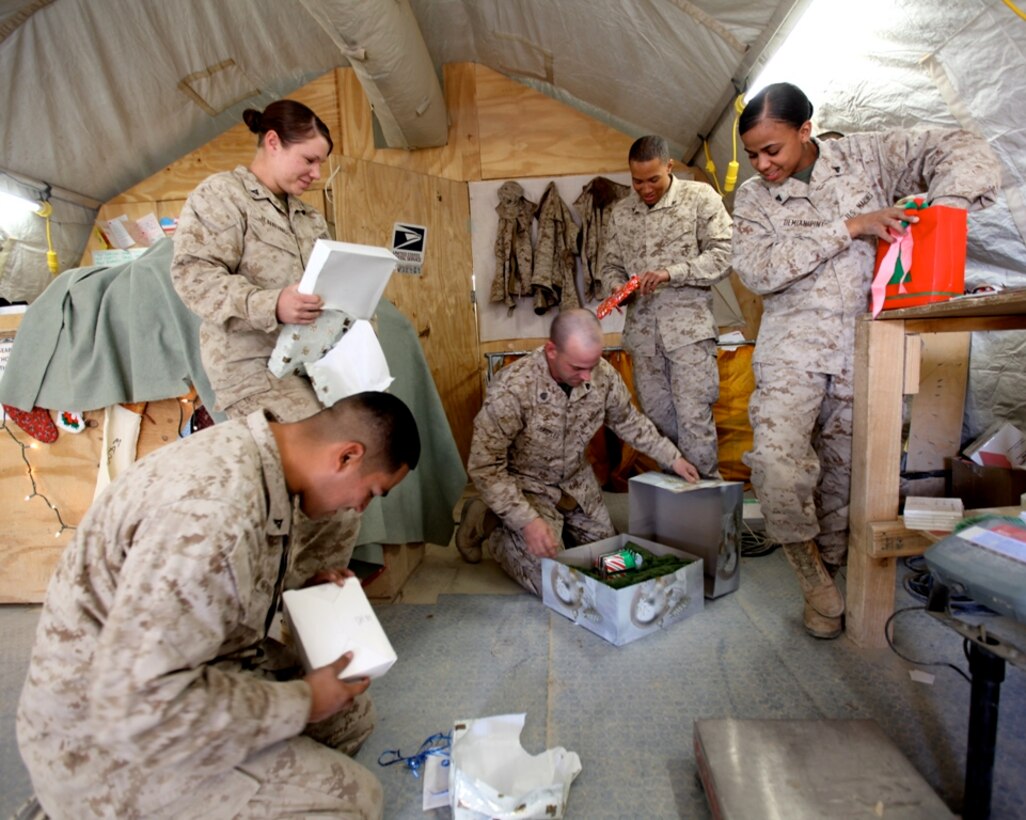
left=0, top=189, right=41, bottom=218
left=0, top=187, right=59, bottom=274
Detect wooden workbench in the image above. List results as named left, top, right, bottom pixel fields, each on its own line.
left=847, top=289, right=1026, bottom=648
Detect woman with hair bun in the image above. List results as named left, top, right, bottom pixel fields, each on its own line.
left=172, top=98, right=334, bottom=420
left=731, top=82, right=1001, bottom=639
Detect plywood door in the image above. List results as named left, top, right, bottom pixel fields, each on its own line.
left=332, top=156, right=480, bottom=463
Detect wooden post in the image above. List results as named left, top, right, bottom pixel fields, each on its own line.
left=847, top=316, right=907, bottom=648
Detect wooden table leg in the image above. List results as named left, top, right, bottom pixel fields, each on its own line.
left=847, top=317, right=907, bottom=648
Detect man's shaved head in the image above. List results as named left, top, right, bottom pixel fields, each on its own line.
left=550, top=308, right=602, bottom=352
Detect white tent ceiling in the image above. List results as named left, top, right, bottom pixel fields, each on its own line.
left=0, top=0, right=806, bottom=205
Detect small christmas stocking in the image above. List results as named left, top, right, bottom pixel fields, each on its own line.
left=3, top=404, right=58, bottom=443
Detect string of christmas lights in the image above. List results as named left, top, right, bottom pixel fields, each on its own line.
left=1, top=417, right=75, bottom=537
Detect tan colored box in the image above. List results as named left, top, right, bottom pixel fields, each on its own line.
left=362, top=542, right=425, bottom=600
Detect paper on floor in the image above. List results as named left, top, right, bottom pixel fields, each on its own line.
left=449, top=713, right=581, bottom=819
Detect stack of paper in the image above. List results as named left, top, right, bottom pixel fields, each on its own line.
left=902, top=496, right=965, bottom=532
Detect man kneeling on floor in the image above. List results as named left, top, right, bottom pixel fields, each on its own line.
left=457, top=308, right=699, bottom=594
left=17, top=391, right=420, bottom=819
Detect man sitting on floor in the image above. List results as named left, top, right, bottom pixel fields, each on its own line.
left=456, top=308, right=699, bottom=594
left=17, top=391, right=419, bottom=819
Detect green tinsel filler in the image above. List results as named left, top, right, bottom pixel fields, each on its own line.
left=578, top=542, right=693, bottom=589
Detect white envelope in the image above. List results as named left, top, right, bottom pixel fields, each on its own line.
left=282, top=578, right=397, bottom=680
left=298, top=239, right=397, bottom=318
left=305, top=320, right=394, bottom=406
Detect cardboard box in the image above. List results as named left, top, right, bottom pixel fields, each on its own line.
left=362, top=542, right=425, bottom=601
left=541, top=534, right=704, bottom=646
left=962, top=421, right=1026, bottom=469
left=628, top=474, right=743, bottom=598
left=948, top=457, right=1026, bottom=509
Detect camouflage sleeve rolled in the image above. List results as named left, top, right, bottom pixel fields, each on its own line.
left=87, top=500, right=310, bottom=768
left=601, top=369, right=681, bottom=468
left=598, top=208, right=629, bottom=297
left=732, top=184, right=852, bottom=296
left=171, top=178, right=281, bottom=335
left=873, top=128, right=1001, bottom=211
left=666, top=184, right=732, bottom=287
left=467, top=386, right=539, bottom=531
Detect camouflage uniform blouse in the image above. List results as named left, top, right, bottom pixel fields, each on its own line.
left=468, top=348, right=681, bottom=531
left=602, top=178, right=733, bottom=355
left=17, top=412, right=309, bottom=816
left=732, top=129, right=1001, bottom=374
left=171, top=166, right=329, bottom=410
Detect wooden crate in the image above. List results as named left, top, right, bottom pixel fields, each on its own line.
left=362, top=542, right=426, bottom=601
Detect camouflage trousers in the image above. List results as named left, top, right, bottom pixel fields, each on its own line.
left=487, top=492, right=615, bottom=596
left=228, top=374, right=361, bottom=584
left=743, top=364, right=854, bottom=567
left=155, top=687, right=381, bottom=819
left=630, top=338, right=721, bottom=478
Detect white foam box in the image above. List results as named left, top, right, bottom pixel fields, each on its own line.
left=282, top=578, right=397, bottom=680
left=628, top=474, right=744, bottom=598
left=541, top=534, right=704, bottom=646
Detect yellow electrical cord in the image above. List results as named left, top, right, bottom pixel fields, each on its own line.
left=35, top=201, right=59, bottom=274
left=703, top=93, right=746, bottom=196
left=1002, top=0, right=1026, bottom=21
left=703, top=139, right=724, bottom=196
left=723, top=94, right=745, bottom=193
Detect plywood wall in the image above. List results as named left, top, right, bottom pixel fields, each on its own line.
left=0, top=397, right=194, bottom=603
left=333, top=156, right=479, bottom=462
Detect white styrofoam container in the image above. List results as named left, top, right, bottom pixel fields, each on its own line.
left=541, top=534, right=704, bottom=646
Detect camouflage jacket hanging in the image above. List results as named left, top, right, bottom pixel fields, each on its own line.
left=574, top=176, right=631, bottom=302
left=490, top=181, right=537, bottom=311
left=531, top=182, right=581, bottom=315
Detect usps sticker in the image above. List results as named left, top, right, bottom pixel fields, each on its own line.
left=390, top=222, right=427, bottom=275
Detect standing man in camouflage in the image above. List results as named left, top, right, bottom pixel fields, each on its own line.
left=455, top=309, right=699, bottom=594
left=602, top=135, right=733, bottom=478
left=17, top=392, right=420, bottom=819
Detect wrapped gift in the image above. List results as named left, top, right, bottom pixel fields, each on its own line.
left=871, top=200, right=967, bottom=316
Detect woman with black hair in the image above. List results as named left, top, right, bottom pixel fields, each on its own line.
left=731, top=82, right=1001, bottom=638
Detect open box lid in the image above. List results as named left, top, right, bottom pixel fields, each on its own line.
left=298, top=239, right=397, bottom=319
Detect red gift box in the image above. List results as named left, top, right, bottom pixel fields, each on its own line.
left=871, top=202, right=967, bottom=315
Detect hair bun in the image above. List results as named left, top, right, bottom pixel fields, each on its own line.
left=242, top=108, right=263, bottom=133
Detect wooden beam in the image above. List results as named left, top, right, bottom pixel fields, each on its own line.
left=868, top=520, right=934, bottom=558
left=847, top=316, right=906, bottom=648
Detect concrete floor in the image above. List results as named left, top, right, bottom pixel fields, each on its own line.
left=4, top=492, right=1025, bottom=818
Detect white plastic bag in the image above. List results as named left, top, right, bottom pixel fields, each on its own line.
left=449, top=713, right=581, bottom=819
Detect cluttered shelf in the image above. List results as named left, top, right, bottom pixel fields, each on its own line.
left=846, top=288, right=1026, bottom=649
